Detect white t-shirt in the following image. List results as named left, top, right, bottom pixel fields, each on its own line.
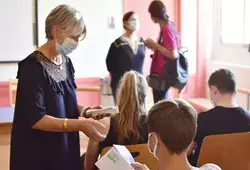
left=132, top=162, right=221, bottom=170
left=192, top=163, right=222, bottom=170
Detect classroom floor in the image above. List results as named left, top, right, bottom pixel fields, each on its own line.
left=0, top=95, right=114, bottom=170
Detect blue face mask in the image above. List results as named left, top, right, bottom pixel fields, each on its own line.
left=56, top=37, right=78, bottom=56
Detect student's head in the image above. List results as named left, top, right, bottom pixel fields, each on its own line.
left=146, top=99, right=197, bottom=160
left=208, top=69, right=236, bottom=106
left=123, top=11, right=140, bottom=32
left=45, top=5, right=86, bottom=55
left=148, top=0, right=169, bottom=24
left=116, top=71, right=148, bottom=144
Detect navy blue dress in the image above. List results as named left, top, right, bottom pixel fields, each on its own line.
left=10, top=51, right=81, bottom=170
left=106, top=37, right=146, bottom=102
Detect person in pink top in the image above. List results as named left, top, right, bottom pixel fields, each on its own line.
left=145, top=0, right=179, bottom=103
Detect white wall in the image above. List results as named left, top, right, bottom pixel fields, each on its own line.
left=0, top=64, right=18, bottom=81
left=0, top=0, right=34, bottom=81
left=0, top=0, right=34, bottom=62
left=37, top=0, right=123, bottom=79
left=0, top=0, right=123, bottom=81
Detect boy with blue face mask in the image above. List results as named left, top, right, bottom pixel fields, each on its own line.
left=132, top=99, right=221, bottom=170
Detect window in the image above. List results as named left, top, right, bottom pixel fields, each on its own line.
left=181, top=0, right=197, bottom=74
left=213, top=0, right=250, bottom=66
left=220, top=0, right=250, bottom=44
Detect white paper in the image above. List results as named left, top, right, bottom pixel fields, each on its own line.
left=113, top=145, right=135, bottom=164
left=86, top=106, right=119, bottom=116
left=95, top=145, right=134, bottom=170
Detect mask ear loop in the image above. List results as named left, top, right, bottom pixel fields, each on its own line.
left=153, top=134, right=159, bottom=160
left=147, top=133, right=154, bottom=154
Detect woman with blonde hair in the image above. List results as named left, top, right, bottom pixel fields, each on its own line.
left=10, top=5, right=108, bottom=170
left=84, top=71, right=149, bottom=170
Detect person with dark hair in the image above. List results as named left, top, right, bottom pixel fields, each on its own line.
left=132, top=99, right=221, bottom=170
left=187, top=69, right=250, bottom=166
left=106, top=11, right=146, bottom=103
left=146, top=0, right=179, bottom=103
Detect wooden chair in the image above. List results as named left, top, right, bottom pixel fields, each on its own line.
left=100, top=144, right=157, bottom=170
left=9, top=79, right=18, bottom=107
left=197, top=132, right=250, bottom=170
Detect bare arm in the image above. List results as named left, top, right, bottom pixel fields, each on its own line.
left=84, top=139, right=100, bottom=170
left=153, top=43, right=179, bottom=60
left=84, top=118, right=110, bottom=170
left=33, top=115, right=83, bottom=132
left=33, top=115, right=106, bottom=141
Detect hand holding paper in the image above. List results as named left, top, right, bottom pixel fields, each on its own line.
left=86, top=106, right=119, bottom=118
left=132, top=162, right=150, bottom=170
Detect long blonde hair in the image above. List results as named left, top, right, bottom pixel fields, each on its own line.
left=116, top=71, right=148, bottom=144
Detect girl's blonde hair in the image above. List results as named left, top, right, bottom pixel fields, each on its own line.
left=116, top=71, right=148, bottom=144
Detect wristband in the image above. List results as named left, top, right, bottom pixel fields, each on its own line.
left=63, top=118, right=68, bottom=130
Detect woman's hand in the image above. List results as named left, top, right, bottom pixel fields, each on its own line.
left=132, top=162, right=150, bottom=170
left=89, top=106, right=112, bottom=120
left=80, top=118, right=106, bottom=141
left=145, top=38, right=156, bottom=50
left=81, top=106, right=111, bottom=120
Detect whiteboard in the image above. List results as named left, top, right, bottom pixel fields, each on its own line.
left=37, top=0, right=123, bottom=78
left=0, top=0, right=34, bottom=62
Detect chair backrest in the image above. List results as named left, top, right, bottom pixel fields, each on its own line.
left=100, top=144, right=157, bottom=170
left=9, top=79, right=18, bottom=107
left=197, top=132, right=250, bottom=170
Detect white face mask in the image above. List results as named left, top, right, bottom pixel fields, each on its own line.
left=127, top=20, right=140, bottom=31
left=56, top=37, right=78, bottom=56
left=147, top=133, right=159, bottom=160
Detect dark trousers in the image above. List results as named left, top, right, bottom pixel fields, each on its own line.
left=153, top=88, right=169, bottom=103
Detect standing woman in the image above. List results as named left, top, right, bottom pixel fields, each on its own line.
left=146, top=0, right=179, bottom=103
left=10, top=5, right=107, bottom=170
left=106, top=11, right=146, bottom=103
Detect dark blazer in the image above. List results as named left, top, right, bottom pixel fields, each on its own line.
left=106, top=37, right=146, bottom=89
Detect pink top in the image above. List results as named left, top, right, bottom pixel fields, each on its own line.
left=150, top=24, right=178, bottom=75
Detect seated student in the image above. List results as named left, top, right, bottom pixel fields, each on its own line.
left=188, top=69, right=250, bottom=166
left=84, top=71, right=149, bottom=170
left=132, top=99, right=221, bottom=170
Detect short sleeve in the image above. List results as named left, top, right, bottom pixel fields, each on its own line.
left=162, top=26, right=178, bottom=50
left=17, top=59, right=46, bottom=127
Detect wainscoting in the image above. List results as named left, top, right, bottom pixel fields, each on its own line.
left=0, top=77, right=105, bottom=107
